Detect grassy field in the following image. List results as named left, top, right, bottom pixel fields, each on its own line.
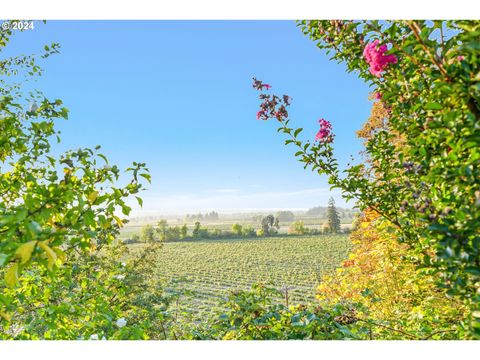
left=132, top=234, right=352, bottom=321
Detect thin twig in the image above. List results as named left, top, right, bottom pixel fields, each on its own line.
left=422, top=329, right=456, bottom=340
left=406, top=21, right=450, bottom=81
left=357, top=318, right=417, bottom=339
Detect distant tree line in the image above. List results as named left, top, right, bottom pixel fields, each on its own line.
left=128, top=205, right=348, bottom=244
left=185, top=211, right=219, bottom=221
left=251, top=207, right=356, bottom=224
left=129, top=214, right=282, bottom=243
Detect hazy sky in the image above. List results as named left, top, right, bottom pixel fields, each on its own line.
left=6, top=21, right=373, bottom=215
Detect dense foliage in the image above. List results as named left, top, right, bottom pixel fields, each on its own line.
left=197, top=284, right=370, bottom=340
left=254, top=20, right=480, bottom=338
left=0, top=23, right=158, bottom=339
left=317, top=210, right=468, bottom=339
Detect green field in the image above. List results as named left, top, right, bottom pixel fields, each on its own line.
left=136, top=234, right=352, bottom=321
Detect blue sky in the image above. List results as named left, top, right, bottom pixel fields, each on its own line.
left=6, top=20, right=373, bottom=215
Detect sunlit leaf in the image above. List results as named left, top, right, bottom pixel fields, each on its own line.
left=14, top=241, right=37, bottom=265
left=5, top=263, right=19, bottom=288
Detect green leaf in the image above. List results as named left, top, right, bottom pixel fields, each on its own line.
left=27, top=221, right=42, bottom=234
left=135, top=196, right=143, bottom=207
left=425, top=102, right=442, bottom=110
left=140, top=173, right=151, bottom=183
left=59, top=107, right=69, bottom=119
left=122, top=205, right=131, bottom=216
left=0, top=253, right=9, bottom=267
left=294, top=128, right=303, bottom=137
left=465, top=267, right=480, bottom=276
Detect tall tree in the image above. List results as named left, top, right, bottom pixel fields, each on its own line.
left=326, top=197, right=341, bottom=233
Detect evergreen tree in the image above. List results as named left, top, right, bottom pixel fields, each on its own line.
left=326, top=197, right=341, bottom=233
left=180, top=224, right=188, bottom=239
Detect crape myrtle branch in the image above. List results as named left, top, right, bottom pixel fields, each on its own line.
left=252, top=78, right=401, bottom=229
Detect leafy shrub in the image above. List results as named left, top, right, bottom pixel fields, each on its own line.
left=256, top=229, right=265, bottom=237
left=0, top=23, right=151, bottom=335
left=0, top=236, right=167, bottom=339
left=241, top=225, right=256, bottom=237
left=200, top=284, right=370, bottom=340
left=232, top=223, right=243, bottom=236
left=288, top=221, right=307, bottom=235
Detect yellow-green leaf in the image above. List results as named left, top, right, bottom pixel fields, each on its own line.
left=88, top=191, right=99, bottom=204
left=0, top=310, right=11, bottom=322
left=113, top=216, right=124, bottom=228
left=38, top=241, right=57, bottom=270
left=53, top=247, right=67, bottom=263
left=14, top=241, right=37, bottom=265
left=5, top=263, right=19, bottom=288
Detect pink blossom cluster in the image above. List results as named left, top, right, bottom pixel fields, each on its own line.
left=315, top=118, right=334, bottom=143
left=253, top=78, right=290, bottom=121
left=363, top=40, right=398, bottom=77
left=256, top=110, right=267, bottom=120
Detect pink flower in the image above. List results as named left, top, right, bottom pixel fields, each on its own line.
left=315, top=118, right=334, bottom=143
left=263, top=84, right=272, bottom=90
left=256, top=110, right=265, bottom=120
left=457, top=55, right=465, bottom=62
left=373, top=92, right=382, bottom=100
left=363, top=40, right=397, bottom=77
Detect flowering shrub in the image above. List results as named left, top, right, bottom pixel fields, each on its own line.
left=254, top=20, right=480, bottom=338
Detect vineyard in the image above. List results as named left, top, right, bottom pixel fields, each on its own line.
left=135, top=235, right=351, bottom=321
